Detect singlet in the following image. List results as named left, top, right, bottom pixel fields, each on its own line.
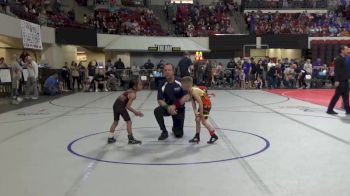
left=115, top=91, right=130, bottom=106
left=191, top=86, right=207, bottom=98
left=191, top=86, right=211, bottom=108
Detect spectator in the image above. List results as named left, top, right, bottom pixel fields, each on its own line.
left=87, top=61, right=97, bottom=91
left=267, top=64, right=277, bottom=88
left=304, top=59, right=313, bottom=87
left=204, top=60, right=213, bottom=86
left=94, top=68, right=108, bottom=92
left=255, top=60, right=264, bottom=82
left=106, top=59, right=113, bottom=72
left=295, top=65, right=308, bottom=89
left=275, top=64, right=283, bottom=88
left=20, top=51, right=30, bottom=66
left=267, top=59, right=275, bottom=69
left=70, top=61, right=80, bottom=90
left=193, top=60, right=206, bottom=85
left=284, top=66, right=296, bottom=88
left=78, top=62, right=86, bottom=90
left=255, top=75, right=263, bottom=89
left=304, top=59, right=313, bottom=75
left=88, top=61, right=96, bottom=77
left=242, top=59, right=252, bottom=88
left=157, top=59, right=165, bottom=70
left=61, top=62, right=71, bottom=90
left=44, top=74, right=60, bottom=95
left=106, top=74, right=118, bottom=91
left=143, top=59, right=154, bottom=70
left=0, top=0, right=7, bottom=13
left=250, top=58, right=257, bottom=87
left=227, top=59, right=237, bottom=69
left=0, top=57, right=7, bottom=68
left=238, top=66, right=245, bottom=89
left=214, top=62, right=224, bottom=87
left=178, top=53, right=192, bottom=77
left=25, top=56, right=39, bottom=100
left=10, top=55, right=23, bottom=104
left=114, top=58, right=125, bottom=69
left=261, top=59, right=268, bottom=87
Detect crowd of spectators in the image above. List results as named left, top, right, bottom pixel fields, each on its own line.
left=0, top=0, right=164, bottom=35
left=191, top=57, right=333, bottom=89
left=164, top=0, right=237, bottom=36
left=336, top=0, right=350, bottom=21
left=86, top=7, right=165, bottom=35
left=61, top=60, right=110, bottom=92
left=244, top=0, right=327, bottom=9
left=246, top=11, right=350, bottom=36
left=1, top=52, right=337, bottom=106
left=0, top=52, right=44, bottom=104
left=4, top=0, right=350, bottom=38
left=1, top=0, right=80, bottom=28
left=59, top=58, right=157, bottom=93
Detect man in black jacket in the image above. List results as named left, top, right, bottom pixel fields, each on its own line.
left=327, top=45, right=350, bottom=115
left=114, top=58, right=125, bottom=69
left=177, top=53, right=193, bottom=77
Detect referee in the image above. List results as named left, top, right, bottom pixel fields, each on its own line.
left=327, top=45, right=350, bottom=115
left=154, top=63, right=187, bottom=140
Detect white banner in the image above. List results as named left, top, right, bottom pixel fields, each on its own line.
left=20, top=20, right=43, bottom=50
left=0, top=69, right=11, bottom=83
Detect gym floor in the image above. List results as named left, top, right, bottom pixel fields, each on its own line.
left=0, top=90, right=349, bottom=196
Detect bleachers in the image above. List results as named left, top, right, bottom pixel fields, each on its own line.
left=88, top=7, right=166, bottom=36
left=244, top=0, right=328, bottom=9
left=165, top=1, right=235, bottom=36
left=246, top=11, right=350, bottom=37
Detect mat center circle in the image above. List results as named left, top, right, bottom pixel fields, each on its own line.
left=67, top=127, right=270, bottom=165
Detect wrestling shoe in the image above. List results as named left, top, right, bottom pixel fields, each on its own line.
left=128, top=134, right=142, bottom=144
left=158, top=131, right=168, bottom=140
left=207, top=134, right=219, bottom=144
left=107, top=137, right=116, bottom=144
left=128, top=139, right=142, bottom=145
left=189, top=133, right=200, bottom=143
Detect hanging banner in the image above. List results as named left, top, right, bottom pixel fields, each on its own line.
left=21, top=20, right=43, bottom=50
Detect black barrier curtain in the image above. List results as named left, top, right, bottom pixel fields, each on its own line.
left=209, top=35, right=256, bottom=51
left=261, top=34, right=309, bottom=49
left=209, top=35, right=308, bottom=51
left=55, top=27, right=97, bottom=46
left=243, top=0, right=327, bottom=9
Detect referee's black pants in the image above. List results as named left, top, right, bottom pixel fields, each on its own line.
left=328, top=80, right=350, bottom=113
left=154, top=106, right=185, bottom=138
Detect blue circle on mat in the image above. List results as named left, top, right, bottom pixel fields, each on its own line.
left=67, top=127, right=270, bottom=166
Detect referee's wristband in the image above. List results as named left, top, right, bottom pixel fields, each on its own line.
left=163, top=104, right=169, bottom=110
left=174, top=100, right=181, bottom=109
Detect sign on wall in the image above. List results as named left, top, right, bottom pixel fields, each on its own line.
left=148, top=45, right=181, bottom=52
left=20, top=20, right=43, bottom=50
left=0, top=69, right=11, bottom=83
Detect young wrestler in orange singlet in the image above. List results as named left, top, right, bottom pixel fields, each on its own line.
left=177, top=76, right=219, bottom=144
